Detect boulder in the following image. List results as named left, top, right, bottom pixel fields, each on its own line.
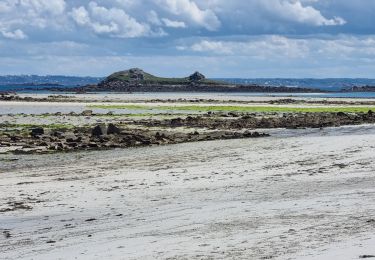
left=67, top=142, right=78, bottom=148
left=52, top=131, right=64, bottom=138
left=82, top=110, right=93, bottom=116
left=31, top=127, right=44, bottom=137
left=92, top=124, right=107, bottom=136
left=88, top=142, right=99, bottom=148
left=107, top=123, right=121, bottom=135
left=155, top=132, right=167, bottom=140
left=64, top=132, right=77, bottom=141
left=170, top=118, right=183, bottom=127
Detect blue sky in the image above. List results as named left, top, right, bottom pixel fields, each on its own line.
left=1, top=0, right=375, bottom=78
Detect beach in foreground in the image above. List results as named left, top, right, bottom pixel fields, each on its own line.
left=1, top=93, right=375, bottom=259
left=1, top=125, right=375, bottom=259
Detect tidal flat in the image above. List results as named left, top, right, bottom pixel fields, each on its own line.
left=1, top=92, right=375, bottom=259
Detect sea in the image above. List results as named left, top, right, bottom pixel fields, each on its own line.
left=2, top=77, right=375, bottom=99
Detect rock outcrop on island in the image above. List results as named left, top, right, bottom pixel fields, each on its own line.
left=42, top=68, right=324, bottom=93
left=188, top=71, right=205, bottom=81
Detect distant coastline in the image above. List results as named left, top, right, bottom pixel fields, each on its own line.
left=1, top=69, right=375, bottom=93
left=0, top=82, right=63, bottom=87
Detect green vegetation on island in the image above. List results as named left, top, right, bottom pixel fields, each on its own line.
left=103, top=68, right=219, bottom=85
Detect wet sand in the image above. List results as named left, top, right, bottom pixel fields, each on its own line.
left=1, top=125, right=375, bottom=259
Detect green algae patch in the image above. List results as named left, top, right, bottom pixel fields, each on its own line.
left=88, top=104, right=375, bottom=113
left=0, top=123, right=74, bottom=130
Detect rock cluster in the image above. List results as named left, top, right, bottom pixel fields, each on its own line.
left=0, top=123, right=268, bottom=154
left=4, top=111, right=374, bottom=155
left=0, top=93, right=33, bottom=101
left=0, top=93, right=73, bottom=102
left=139, top=111, right=375, bottom=130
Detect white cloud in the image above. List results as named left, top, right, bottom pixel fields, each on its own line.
left=1, top=0, right=375, bottom=78
left=156, top=0, right=221, bottom=31
left=191, top=40, right=232, bottom=54
left=0, top=0, right=67, bottom=38
left=70, top=6, right=90, bottom=26
left=0, top=0, right=350, bottom=43
left=148, top=10, right=162, bottom=26
left=0, top=2, right=12, bottom=13
left=162, top=18, right=186, bottom=28
left=71, top=2, right=154, bottom=38
left=18, top=0, right=66, bottom=16
left=260, top=0, right=346, bottom=26
left=185, top=35, right=375, bottom=62
left=1, top=29, right=27, bottom=40
left=188, top=36, right=309, bottom=58
left=115, top=0, right=138, bottom=7
left=316, top=36, right=375, bottom=57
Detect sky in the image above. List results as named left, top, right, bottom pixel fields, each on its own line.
left=0, top=0, right=375, bottom=78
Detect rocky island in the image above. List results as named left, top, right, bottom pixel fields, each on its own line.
left=43, top=68, right=322, bottom=93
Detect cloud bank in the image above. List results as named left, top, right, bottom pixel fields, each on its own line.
left=0, top=0, right=374, bottom=77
